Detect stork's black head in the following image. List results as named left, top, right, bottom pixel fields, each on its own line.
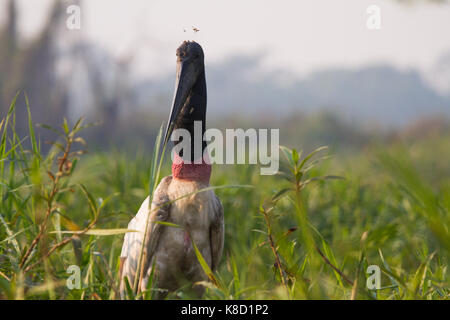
left=164, top=41, right=207, bottom=149
left=176, top=41, right=204, bottom=65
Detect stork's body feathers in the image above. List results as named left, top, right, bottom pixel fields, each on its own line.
left=120, top=176, right=224, bottom=299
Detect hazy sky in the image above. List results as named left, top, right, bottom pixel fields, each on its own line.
left=4, top=0, right=450, bottom=87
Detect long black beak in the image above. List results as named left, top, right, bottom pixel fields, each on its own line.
left=163, top=61, right=197, bottom=147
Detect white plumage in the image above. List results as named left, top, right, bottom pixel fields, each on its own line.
left=120, top=176, right=224, bottom=299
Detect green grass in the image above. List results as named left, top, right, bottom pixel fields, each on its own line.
left=0, top=96, right=448, bottom=300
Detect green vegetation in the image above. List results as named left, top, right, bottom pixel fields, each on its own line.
left=0, top=96, right=448, bottom=300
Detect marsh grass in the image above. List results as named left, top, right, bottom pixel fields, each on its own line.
left=0, top=95, right=448, bottom=300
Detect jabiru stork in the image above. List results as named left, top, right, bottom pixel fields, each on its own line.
left=119, top=41, right=224, bottom=299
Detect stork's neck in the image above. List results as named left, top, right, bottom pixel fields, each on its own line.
left=172, top=69, right=210, bottom=182
left=178, top=69, right=207, bottom=145
left=172, top=153, right=211, bottom=183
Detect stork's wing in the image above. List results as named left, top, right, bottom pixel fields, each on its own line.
left=209, top=193, right=224, bottom=271
left=119, top=176, right=172, bottom=298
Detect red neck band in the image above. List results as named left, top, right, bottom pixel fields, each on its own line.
left=172, top=153, right=211, bottom=182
